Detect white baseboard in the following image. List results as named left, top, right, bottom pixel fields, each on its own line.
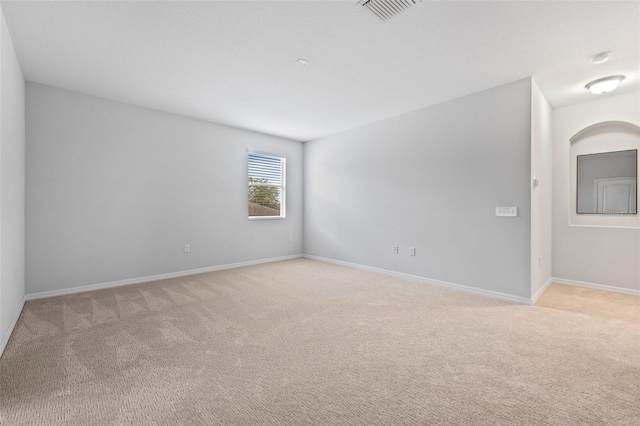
left=531, top=277, right=553, bottom=304
left=0, top=295, right=26, bottom=359
left=552, top=277, right=640, bottom=296
left=303, top=254, right=532, bottom=305
left=26, top=254, right=304, bottom=301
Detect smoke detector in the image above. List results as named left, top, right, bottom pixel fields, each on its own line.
left=358, top=0, right=421, bottom=22
left=590, top=52, right=610, bottom=64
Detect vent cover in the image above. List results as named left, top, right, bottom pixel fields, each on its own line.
left=358, top=0, right=420, bottom=22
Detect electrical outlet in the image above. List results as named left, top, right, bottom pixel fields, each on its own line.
left=409, top=247, right=416, bottom=256
left=393, top=246, right=399, bottom=254
left=184, top=244, right=190, bottom=253
left=289, top=235, right=293, bottom=242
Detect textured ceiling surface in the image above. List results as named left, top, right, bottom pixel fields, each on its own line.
left=2, top=0, right=638, bottom=141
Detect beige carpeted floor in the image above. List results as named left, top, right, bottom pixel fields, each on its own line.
left=1, top=259, right=638, bottom=425
left=535, top=283, right=640, bottom=325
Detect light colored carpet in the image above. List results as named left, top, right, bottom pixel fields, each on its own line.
left=1, top=258, right=639, bottom=425
left=535, top=283, right=640, bottom=325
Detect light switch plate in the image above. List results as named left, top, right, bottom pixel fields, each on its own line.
left=496, top=206, right=518, bottom=217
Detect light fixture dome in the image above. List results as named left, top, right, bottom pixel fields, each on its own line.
left=585, top=75, right=625, bottom=94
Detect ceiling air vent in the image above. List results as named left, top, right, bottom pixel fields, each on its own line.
left=358, top=0, right=421, bottom=22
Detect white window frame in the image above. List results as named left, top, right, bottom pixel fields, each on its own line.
left=247, top=152, right=286, bottom=220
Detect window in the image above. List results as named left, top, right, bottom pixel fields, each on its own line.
left=576, top=149, right=637, bottom=214
left=569, top=120, right=640, bottom=228
left=248, top=152, right=286, bottom=218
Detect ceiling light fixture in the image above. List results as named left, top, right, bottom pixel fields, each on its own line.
left=585, top=75, right=625, bottom=94
left=296, top=59, right=308, bottom=66
left=591, top=52, right=610, bottom=64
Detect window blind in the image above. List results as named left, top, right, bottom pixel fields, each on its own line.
left=248, top=153, right=286, bottom=218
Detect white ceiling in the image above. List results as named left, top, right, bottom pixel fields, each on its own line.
left=2, top=0, right=638, bottom=142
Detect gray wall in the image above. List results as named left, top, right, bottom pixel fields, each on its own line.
left=530, top=80, right=553, bottom=298
left=553, top=91, right=640, bottom=291
left=1, top=8, right=26, bottom=350
left=304, top=78, right=532, bottom=299
left=26, top=83, right=303, bottom=294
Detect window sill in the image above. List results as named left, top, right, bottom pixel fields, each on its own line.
left=248, top=216, right=286, bottom=220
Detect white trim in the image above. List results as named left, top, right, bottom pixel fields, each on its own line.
left=26, top=255, right=303, bottom=301
left=531, top=277, right=553, bottom=304
left=552, top=277, right=640, bottom=296
left=569, top=224, right=640, bottom=229
left=0, top=296, right=26, bottom=359
left=303, top=255, right=532, bottom=305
